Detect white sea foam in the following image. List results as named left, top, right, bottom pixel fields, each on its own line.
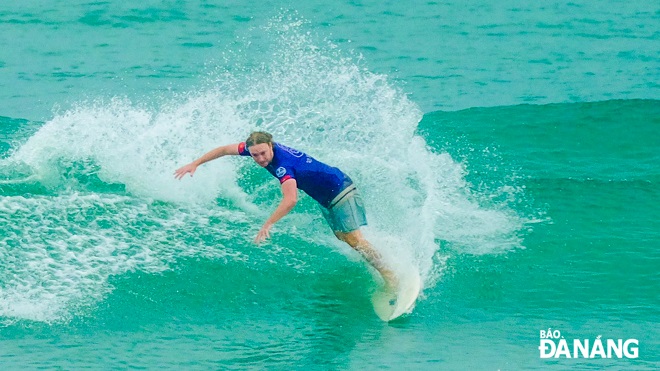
left=0, top=192, right=251, bottom=322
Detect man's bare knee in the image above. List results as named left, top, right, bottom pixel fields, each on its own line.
left=340, top=230, right=364, bottom=247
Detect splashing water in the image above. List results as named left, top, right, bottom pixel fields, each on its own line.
left=0, top=16, right=525, bottom=322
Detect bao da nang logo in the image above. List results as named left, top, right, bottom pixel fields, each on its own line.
left=539, top=329, right=639, bottom=359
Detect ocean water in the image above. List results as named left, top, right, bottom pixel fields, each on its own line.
left=0, top=1, right=658, bottom=370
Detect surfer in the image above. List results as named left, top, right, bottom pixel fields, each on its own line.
left=174, top=131, right=397, bottom=290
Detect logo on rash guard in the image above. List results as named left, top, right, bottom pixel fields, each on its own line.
left=276, top=167, right=286, bottom=177
left=278, top=144, right=304, bottom=158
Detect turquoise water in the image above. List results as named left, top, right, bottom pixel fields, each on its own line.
left=1, top=1, right=658, bottom=370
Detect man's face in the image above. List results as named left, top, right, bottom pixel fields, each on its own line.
left=248, top=143, right=274, bottom=167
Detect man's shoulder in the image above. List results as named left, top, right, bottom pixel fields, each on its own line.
left=274, top=143, right=306, bottom=159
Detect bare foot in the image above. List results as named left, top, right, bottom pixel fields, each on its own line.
left=380, top=269, right=399, bottom=293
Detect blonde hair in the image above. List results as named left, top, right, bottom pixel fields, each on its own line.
left=245, top=131, right=273, bottom=148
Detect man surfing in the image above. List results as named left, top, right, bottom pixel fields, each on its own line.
left=174, top=131, right=397, bottom=290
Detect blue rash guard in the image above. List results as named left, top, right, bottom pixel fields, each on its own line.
left=238, top=142, right=352, bottom=208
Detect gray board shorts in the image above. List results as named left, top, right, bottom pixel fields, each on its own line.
left=320, top=183, right=367, bottom=233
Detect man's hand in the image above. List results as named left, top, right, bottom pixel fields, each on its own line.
left=253, top=180, right=297, bottom=244
left=174, top=162, right=198, bottom=180
left=254, top=223, right=273, bottom=244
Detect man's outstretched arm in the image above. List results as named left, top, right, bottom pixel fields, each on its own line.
left=174, top=143, right=241, bottom=179
left=254, top=179, right=298, bottom=244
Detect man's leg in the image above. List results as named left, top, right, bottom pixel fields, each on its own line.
left=335, top=229, right=398, bottom=291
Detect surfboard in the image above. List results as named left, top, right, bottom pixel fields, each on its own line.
left=371, top=269, right=421, bottom=321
